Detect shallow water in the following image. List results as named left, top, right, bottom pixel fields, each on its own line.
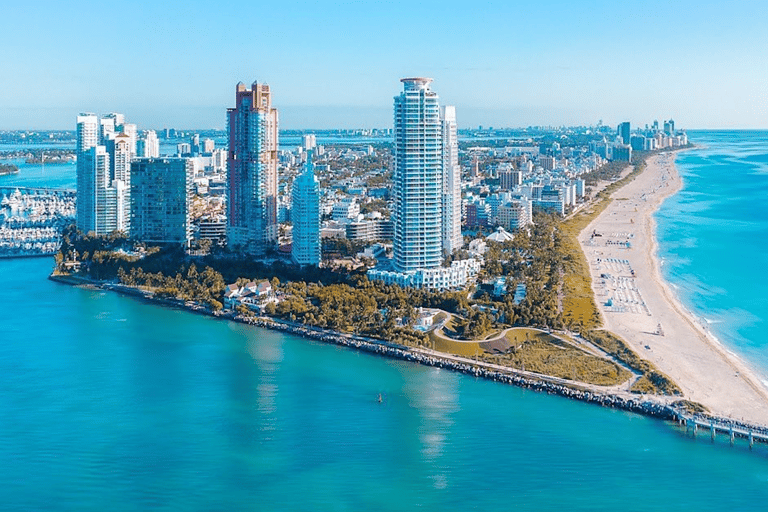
left=657, top=131, right=768, bottom=375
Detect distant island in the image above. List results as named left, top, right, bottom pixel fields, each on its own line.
left=0, top=148, right=75, bottom=165
left=0, top=164, right=19, bottom=176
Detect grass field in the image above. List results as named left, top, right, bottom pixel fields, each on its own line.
left=430, top=326, right=631, bottom=386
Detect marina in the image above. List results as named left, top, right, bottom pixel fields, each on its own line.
left=0, top=187, right=75, bottom=257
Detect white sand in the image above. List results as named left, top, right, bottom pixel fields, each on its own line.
left=580, top=152, right=768, bottom=424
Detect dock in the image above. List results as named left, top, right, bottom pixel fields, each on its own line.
left=670, top=407, right=768, bottom=448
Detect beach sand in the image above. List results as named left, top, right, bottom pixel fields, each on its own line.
left=580, top=152, right=768, bottom=425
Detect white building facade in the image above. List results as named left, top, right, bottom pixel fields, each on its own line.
left=369, top=78, right=473, bottom=290
left=76, top=113, right=99, bottom=233
left=392, top=78, right=443, bottom=273
left=441, top=105, right=462, bottom=256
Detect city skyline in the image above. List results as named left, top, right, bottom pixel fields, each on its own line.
left=2, top=1, right=766, bottom=130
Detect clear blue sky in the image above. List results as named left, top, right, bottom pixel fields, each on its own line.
left=2, top=0, right=766, bottom=130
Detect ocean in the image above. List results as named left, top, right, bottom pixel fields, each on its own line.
left=1, top=132, right=768, bottom=510
left=656, top=131, right=768, bottom=377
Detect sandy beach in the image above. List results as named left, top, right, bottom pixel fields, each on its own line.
left=580, top=152, right=768, bottom=424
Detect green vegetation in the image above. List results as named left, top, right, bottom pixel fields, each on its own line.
left=359, top=198, right=389, bottom=216
left=492, top=329, right=630, bottom=386
left=322, top=238, right=369, bottom=258
left=581, top=330, right=681, bottom=396
left=431, top=327, right=630, bottom=386
left=52, top=149, right=688, bottom=396
left=672, top=399, right=709, bottom=414
left=430, top=335, right=483, bottom=358
left=0, top=163, right=19, bottom=175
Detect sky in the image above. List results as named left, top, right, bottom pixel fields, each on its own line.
left=1, top=0, right=766, bottom=130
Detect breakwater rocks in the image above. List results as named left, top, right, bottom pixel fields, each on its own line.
left=40, top=275, right=694, bottom=425
left=50, top=275, right=768, bottom=436
left=236, top=314, right=676, bottom=421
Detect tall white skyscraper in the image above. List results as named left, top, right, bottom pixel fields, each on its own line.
left=111, top=134, right=132, bottom=233
left=99, top=117, right=115, bottom=145
left=90, top=145, right=116, bottom=234
left=121, top=123, right=138, bottom=158
left=76, top=112, right=135, bottom=235
left=392, top=77, right=443, bottom=273
left=76, top=113, right=99, bottom=233
left=137, top=130, right=160, bottom=158
left=102, top=112, right=124, bottom=135
left=77, top=113, right=98, bottom=154
left=368, top=78, right=477, bottom=290
left=441, top=105, right=462, bottom=256
left=291, top=152, right=321, bottom=266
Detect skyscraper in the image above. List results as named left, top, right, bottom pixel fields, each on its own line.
left=441, top=105, right=462, bottom=256
left=99, top=116, right=115, bottom=145
left=368, top=78, right=478, bottom=290
left=76, top=112, right=135, bottom=235
left=110, top=133, right=132, bottom=232
left=76, top=113, right=99, bottom=233
left=137, top=130, right=160, bottom=158
left=130, top=158, right=194, bottom=246
left=392, top=77, right=443, bottom=273
left=291, top=151, right=321, bottom=266
left=227, top=81, right=279, bottom=255
left=89, top=145, right=116, bottom=234
left=618, top=121, right=631, bottom=145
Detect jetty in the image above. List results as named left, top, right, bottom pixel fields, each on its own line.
left=670, top=407, right=768, bottom=448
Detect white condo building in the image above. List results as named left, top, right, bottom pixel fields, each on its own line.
left=76, top=112, right=135, bottom=235
left=392, top=77, right=443, bottom=273
left=291, top=153, right=321, bottom=266
left=369, top=78, right=476, bottom=290
left=137, top=130, right=160, bottom=158
left=76, top=113, right=99, bottom=233
left=441, top=105, right=462, bottom=255
left=110, top=133, right=132, bottom=232
left=88, top=145, right=116, bottom=234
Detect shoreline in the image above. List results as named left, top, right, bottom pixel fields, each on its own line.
left=48, top=272, right=768, bottom=441
left=580, top=150, right=768, bottom=424
left=47, top=273, right=678, bottom=421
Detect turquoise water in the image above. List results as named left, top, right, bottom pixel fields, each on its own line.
left=2, top=132, right=768, bottom=510
left=0, top=158, right=75, bottom=190
left=657, top=131, right=768, bottom=377
left=3, top=258, right=768, bottom=511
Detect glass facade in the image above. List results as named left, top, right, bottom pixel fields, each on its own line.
left=291, top=153, right=321, bottom=266
left=227, top=82, right=279, bottom=255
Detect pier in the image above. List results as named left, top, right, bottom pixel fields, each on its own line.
left=671, top=408, right=768, bottom=448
